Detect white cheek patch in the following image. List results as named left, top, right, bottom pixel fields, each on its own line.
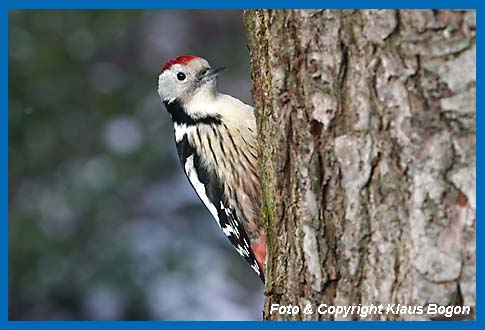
left=184, top=155, right=220, bottom=222
left=158, top=72, right=170, bottom=100
left=158, top=70, right=182, bottom=103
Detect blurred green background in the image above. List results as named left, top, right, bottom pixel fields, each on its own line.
left=8, top=10, right=263, bottom=320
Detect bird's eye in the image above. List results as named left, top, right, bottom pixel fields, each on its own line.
left=177, top=72, right=186, bottom=81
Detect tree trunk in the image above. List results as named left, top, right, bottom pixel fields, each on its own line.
left=244, top=10, right=475, bottom=321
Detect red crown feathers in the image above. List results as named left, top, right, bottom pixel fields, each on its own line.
left=160, top=55, right=198, bottom=73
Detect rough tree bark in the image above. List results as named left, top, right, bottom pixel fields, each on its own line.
left=244, top=10, right=475, bottom=320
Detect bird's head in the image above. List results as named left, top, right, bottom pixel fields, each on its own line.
left=158, top=55, right=225, bottom=104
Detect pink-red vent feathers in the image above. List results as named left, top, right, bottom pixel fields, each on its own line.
left=161, top=55, right=198, bottom=73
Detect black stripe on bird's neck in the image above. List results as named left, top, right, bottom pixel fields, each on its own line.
left=164, top=100, right=222, bottom=126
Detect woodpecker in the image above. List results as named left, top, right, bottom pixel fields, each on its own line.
left=158, top=55, right=266, bottom=282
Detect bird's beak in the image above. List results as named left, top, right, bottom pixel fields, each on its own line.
left=204, top=67, right=226, bottom=78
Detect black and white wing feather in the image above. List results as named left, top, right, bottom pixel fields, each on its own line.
left=175, top=133, right=264, bottom=282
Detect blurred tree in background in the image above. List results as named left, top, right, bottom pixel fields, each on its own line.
left=9, top=10, right=263, bottom=320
